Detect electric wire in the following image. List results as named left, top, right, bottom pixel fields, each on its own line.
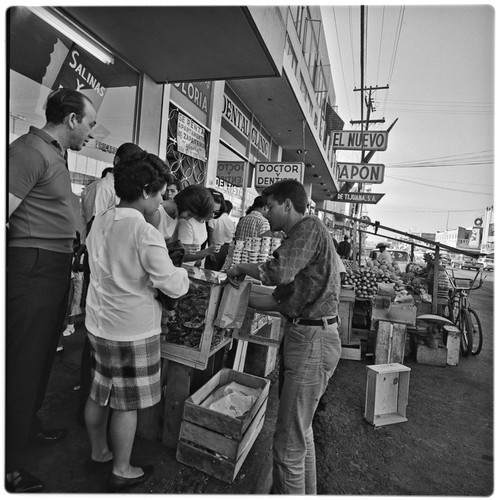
left=385, top=174, right=493, bottom=195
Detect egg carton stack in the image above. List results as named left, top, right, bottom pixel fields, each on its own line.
left=231, top=236, right=281, bottom=265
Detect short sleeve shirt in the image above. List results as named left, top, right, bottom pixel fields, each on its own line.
left=234, top=211, right=270, bottom=241
left=9, top=127, right=75, bottom=252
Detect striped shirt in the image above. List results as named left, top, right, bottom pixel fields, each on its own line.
left=234, top=211, right=270, bottom=241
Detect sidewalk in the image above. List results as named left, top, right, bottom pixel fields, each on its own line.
left=25, top=324, right=277, bottom=494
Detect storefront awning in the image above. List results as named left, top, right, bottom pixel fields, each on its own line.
left=60, top=6, right=281, bottom=84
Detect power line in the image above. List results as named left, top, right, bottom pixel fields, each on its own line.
left=385, top=174, right=494, bottom=195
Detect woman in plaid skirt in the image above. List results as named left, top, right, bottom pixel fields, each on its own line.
left=84, top=152, right=190, bottom=492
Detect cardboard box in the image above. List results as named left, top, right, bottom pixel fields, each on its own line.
left=177, top=368, right=270, bottom=483
left=365, top=363, right=411, bottom=427
left=416, top=344, right=448, bottom=367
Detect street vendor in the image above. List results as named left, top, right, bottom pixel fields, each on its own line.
left=226, top=179, right=342, bottom=495
left=376, top=242, right=392, bottom=264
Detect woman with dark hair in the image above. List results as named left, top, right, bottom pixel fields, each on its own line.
left=235, top=195, right=271, bottom=240
left=174, top=184, right=217, bottom=266
left=84, top=152, right=189, bottom=492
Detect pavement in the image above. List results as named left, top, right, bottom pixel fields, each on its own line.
left=21, top=323, right=278, bottom=494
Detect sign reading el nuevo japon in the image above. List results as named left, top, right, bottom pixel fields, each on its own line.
left=332, top=131, right=388, bottom=151
left=333, top=192, right=385, bottom=204
left=336, top=163, right=385, bottom=184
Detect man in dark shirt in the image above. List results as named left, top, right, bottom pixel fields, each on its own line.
left=7, top=88, right=97, bottom=492
left=337, top=235, right=351, bottom=259
left=226, top=179, right=342, bottom=494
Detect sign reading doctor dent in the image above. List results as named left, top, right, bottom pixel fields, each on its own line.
left=217, top=161, right=245, bottom=187
left=255, top=163, right=304, bottom=188
left=176, top=112, right=207, bottom=161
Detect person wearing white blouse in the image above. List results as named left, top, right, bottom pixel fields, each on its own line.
left=84, top=151, right=189, bottom=492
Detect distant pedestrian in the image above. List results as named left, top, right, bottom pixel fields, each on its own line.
left=205, top=200, right=236, bottom=271
left=337, top=235, right=351, bottom=259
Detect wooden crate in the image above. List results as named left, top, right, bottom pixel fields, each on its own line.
left=339, top=288, right=356, bottom=344
left=371, top=303, right=417, bottom=326
left=374, top=322, right=407, bottom=365
left=176, top=368, right=270, bottom=483
left=160, top=267, right=232, bottom=370
left=365, top=363, right=411, bottom=427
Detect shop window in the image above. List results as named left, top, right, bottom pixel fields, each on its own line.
left=165, top=106, right=208, bottom=187
left=8, top=7, right=139, bottom=193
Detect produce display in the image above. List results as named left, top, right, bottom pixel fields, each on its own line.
left=342, top=258, right=406, bottom=299
left=161, top=279, right=230, bottom=349
left=399, top=262, right=428, bottom=294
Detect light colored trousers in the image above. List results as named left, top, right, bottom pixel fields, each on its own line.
left=273, top=320, right=341, bottom=494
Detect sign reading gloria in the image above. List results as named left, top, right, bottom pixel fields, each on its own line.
left=255, top=162, right=304, bottom=187
left=177, top=112, right=207, bottom=161
left=217, top=161, right=245, bottom=187
left=333, top=192, right=385, bottom=204
left=337, top=163, right=385, bottom=184
left=332, top=131, right=388, bottom=151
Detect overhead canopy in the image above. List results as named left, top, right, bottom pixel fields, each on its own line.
left=60, top=6, right=281, bottom=83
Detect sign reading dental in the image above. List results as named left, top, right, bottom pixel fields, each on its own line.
left=255, top=162, right=304, bottom=187
left=217, top=161, right=245, bottom=187
left=332, top=131, right=388, bottom=151
left=222, top=94, right=251, bottom=138
left=176, top=112, right=207, bottom=161
left=336, top=163, right=385, bottom=184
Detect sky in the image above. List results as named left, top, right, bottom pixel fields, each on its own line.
left=321, top=2, right=495, bottom=234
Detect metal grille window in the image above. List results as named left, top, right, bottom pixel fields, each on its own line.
left=165, top=106, right=208, bottom=187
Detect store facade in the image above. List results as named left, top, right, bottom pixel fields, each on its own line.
left=8, top=6, right=343, bottom=217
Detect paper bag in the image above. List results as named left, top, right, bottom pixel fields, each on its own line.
left=214, top=281, right=251, bottom=329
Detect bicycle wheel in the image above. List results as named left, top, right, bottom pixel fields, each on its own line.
left=459, top=309, right=473, bottom=357
left=448, top=295, right=460, bottom=323
left=468, top=308, right=483, bottom=356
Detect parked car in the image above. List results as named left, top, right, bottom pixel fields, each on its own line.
left=455, top=256, right=482, bottom=270
left=478, top=255, right=494, bottom=271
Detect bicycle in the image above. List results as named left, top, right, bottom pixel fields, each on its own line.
left=444, top=267, right=484, bottom=356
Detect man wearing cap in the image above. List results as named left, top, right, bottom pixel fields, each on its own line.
left=376, top=243, right=392, bottom=264
left=226, top=179, right=341, bottom=495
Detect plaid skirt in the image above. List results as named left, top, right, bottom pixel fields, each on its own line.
left=87, top=333, right=161, bottom=411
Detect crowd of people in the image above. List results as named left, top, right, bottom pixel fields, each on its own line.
left=7, top=88, right=344, bottom=494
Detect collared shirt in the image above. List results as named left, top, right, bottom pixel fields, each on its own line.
left=258, top=216, right=341, bottom=320
left=234, top=210, right=270, bottom=241
left=8, top=126, right=75, bottom=252
left=209, top=213, right=236, bottom=245
left=85, top=207, right=189, bottom=341
left=81, top=172, right=118, bottom=225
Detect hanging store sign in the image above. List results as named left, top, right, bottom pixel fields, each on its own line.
left=333, top=192, right=385, bottom=204
left=332, top=131, right=388, bottom=151
left=217, top=161, right=245, bottom=187
left=176, top=112, right=207, bottom=161
left=52, top=45, right=107, bottom=110
left=255, top=162, right=304, bottom=187
left=171, top=81, right=212, bottom=126
left=336, top=163, right=385, bottom=184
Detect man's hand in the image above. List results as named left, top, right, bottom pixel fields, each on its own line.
left=226, top=265, right=246, bottom=288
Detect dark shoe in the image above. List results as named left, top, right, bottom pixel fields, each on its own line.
left=6, top=469, right=45, bottom=492
left=85, top=456, right=113, bottom=470
left=29, top=428, right=68, bottom=444
left=107, top=465, right=154, bottom=492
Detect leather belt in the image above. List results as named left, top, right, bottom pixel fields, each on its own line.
left=293, top=317, right=338, bottom=326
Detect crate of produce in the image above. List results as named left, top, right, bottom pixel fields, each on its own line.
left=176, top=368, right=270, bottom=483
left=160, top=267, right=232, bottom=370
left=233, top=307, right=282, bottom=347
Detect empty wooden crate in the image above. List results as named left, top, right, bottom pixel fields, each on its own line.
left=176, top=368, right=270, bottom=483
left=365, top=363, right=411, bottom=427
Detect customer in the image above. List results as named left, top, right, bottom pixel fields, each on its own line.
left=164, top=175, right=183, bottom=201
left=234, top=195, right=270, bottom=240
left=226, top=179, right=342, bottom=494
left=337, top=235, right=351, bottom=259
left=174, top=184, right=217, bottom=266
left=84, top=152, right=190, bottom=492
left=7, top=88, right=97, bottom=493
left=205, top=200, right=236, bottom=271
left=76, top=142, right=144, bottom=426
